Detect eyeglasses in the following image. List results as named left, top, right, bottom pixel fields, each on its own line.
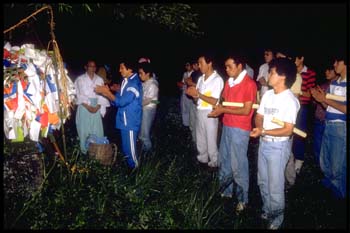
left=88, top=66, right=96, bottom=68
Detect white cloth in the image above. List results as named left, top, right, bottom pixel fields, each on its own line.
left=74, top=72, right=110, bottom=117
left=245, top=64, right=254, bottom=79
left=29, top=119, right=41, bottom=142
left=257, top=63, right=269, bottom=97
left=181, top=70, right=193, bottom=91
left=142, top=78, right=159, bottom=109
left=195, top=70, right=224, bottom=110
left=228, top=70, right=247, bottom=87
left=257, top=89, right=300, bottom=141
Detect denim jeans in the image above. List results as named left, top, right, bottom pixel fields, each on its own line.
left=313, top=119, right=325, bottom=165
left=292, top=104, right=309, bottom=161
left=258, top=137, right=292, bottom=227
left=320, top=121, right=346, bottom=198
left=219, top=126, right=250, bottom=204
left=139, top=107, right=156, bottom=151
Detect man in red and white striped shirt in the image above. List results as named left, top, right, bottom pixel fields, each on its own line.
left=286, top=53, right=316, bottom=187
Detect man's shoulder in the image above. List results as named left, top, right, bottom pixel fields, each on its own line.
left=94, top=74, right=105, bottom=83
left=259, top=63, right=268, bottom=69
left=303, top=67, right=316, bottom=76
left=213, top=72, right=224, bottom=82
left=285, top=89, right=300, bottom=103
left=128, top=75, right=142, bottom=87
left=75, top=73, right=86, bottom=82
left=244, top=74, right=256, bottom=84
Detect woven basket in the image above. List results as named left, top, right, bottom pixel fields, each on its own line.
left=88, top=143, right=117, bottom=166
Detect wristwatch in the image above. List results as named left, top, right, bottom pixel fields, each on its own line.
left=261, top=128, right=266, bottom=136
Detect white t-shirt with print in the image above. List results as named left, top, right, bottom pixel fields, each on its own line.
left=257, top=89, right=300, bottom=140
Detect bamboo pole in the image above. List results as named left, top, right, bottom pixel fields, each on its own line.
left=222, top=101, right=259, bottom=109
left=326, top=93, right=346, bottom=102
left=271, top=117, right=307, bottom=138
left=221, top=102, right=306, bottom=137
left=4, top=4, right=69, bottom=161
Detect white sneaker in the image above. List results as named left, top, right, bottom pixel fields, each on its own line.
left=220, top=193, right=232, bottom=198
left=208, top=161, right=218, bottom=167
left=261, top=212, right=268, bottom=220
left=268, top=224, right=280, bottom=230
left=197, top=155, right=208, bottom=163
left=235, top=202, right=246, bottom=214
left=295, top=159, right=304, bottom=174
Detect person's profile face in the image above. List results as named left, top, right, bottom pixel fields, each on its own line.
left=138, top=68, right=150, bottom=82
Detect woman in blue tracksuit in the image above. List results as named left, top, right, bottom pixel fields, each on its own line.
left=95, top=60, right=142, bottom=169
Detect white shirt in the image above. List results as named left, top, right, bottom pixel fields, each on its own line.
left=182, top=70, right=193, bottom=91
left=257, top=89, right=300, bottom=140
left=74, top=72, right=110, bottom=116
left=196, top=70, right=224, bottom=110
left=256, top=63, right=269, bottom=82
left=257, top=63, right=270, bottom=97
left=142, top=78, right=159, bottom=109
left=245, top=64, right=254, bottom=79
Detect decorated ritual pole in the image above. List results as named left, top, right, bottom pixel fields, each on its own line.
left=46, top=4, right=68, bottom=161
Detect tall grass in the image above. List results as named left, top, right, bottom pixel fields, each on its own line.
left=4, top=96, right=347, bottom=229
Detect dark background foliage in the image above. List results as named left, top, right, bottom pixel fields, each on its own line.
left=3, top=3, right=347, bottom=97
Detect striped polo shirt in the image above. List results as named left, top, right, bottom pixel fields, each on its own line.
left=326, top=76, right=347, bottom=121
left=299, top=66, right=316, bottom=105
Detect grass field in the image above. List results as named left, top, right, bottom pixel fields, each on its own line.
left=3, top=96, right=348, bottom=229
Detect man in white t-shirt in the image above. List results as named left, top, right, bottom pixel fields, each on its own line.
left=186, top=54, right=224, bottom=168
left=250, top=58, right=300, bottom=230
left=256, top=49, right=274, bottom=100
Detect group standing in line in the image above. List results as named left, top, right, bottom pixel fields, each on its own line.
left=73, top=50, right=346, bottom=230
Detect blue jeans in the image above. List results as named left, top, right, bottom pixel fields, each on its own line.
left=313, top=119, right=325, bottom=165
left=219, top=126, right=250, bottom=204
left=320, top=121, right=346, bottom=199
left=292, top=104, right=309, bottom=161
left=139, top=107, right=156, bottom=151
left=258, top=138, right=292, bottom=227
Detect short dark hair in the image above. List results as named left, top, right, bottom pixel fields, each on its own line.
left=268, top=58, right=297, bottom=88
left=138, top=62, right=154, bottom=77
left=325, top=65, right=335, bottom=71
left=334, top=54, right=346, bottom=63
left=198, top=50, right=216, bottom=66
left=225, top=54, right=246, bottom=70
left=264, top=48, right=274, bottom=55
left=121, top=57, right=137, bottom=72
left=86, top=59, right=96, bottom=66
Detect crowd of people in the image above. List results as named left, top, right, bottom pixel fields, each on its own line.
left=73, top=49, right=346, bottom=230
left=74, top=57, right=158, bottom=169
left=178, top=50, right=346, bottom=230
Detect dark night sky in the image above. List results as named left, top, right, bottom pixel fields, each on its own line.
left=3, top=3, right=348, bottom=96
